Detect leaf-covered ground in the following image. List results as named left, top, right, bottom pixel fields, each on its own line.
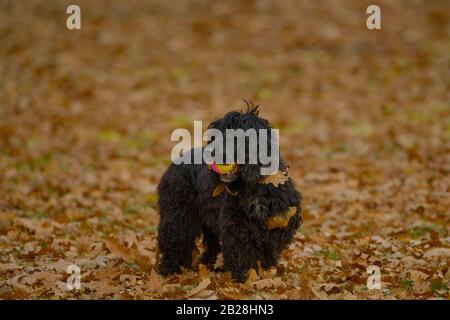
left=0, top=1, right=449, bottom=300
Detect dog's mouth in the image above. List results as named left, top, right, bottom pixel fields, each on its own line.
left=219, top=166, right=240, bottom=183
left=210, top=163, right=240, bottom=183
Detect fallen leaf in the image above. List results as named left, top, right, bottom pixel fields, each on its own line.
left=146, top=269, right=162, bottom=293
left=0, top=264, right=24, bottom=272
left=185, top=278, right=211, bottom=298
left=266, top=207, right=297, bottom=230
left=245, top=268, right=259, bottom=285
left=260, top=170, right=289, bottom=187
left=212, top=184, right=225, bottom=197
left=424, top=248, right=450, bottom=258
left=104, top=237, right=133, bottom=262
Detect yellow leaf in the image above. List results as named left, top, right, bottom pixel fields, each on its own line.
left=215, top=163, right=236, bottom=174
left=212, top=184, right=225, bottom=197
left=266, top=207, right=297, bottom=230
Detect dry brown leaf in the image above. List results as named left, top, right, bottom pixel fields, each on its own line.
left=0, top=263, right=23, bottom=272
left=245, top=268, right=259, bottom=285
left=17, top=218, right=54, bottom=239
left=198, top=264, right=210, bottom=280
left=423, top=248, right=450, bottom=258
left=299, top=272, right=315, bottom=299
left=21, top=271, right=62, bottom=287
left=185, top=278, right=211, bottom=298
left=412, top=280, right=429, bottom=294
left=214, top=253, right=224, bottom=269
left=120, top=274, right=139, bottom=285
left=104, top=237, right=133, bottom=262
left=444, top=268, right=450, bottom=280
left=129, top=243, right=152, bottom=272
left=266, top=207, right=297, bottom=230
left=146, top=269, right=162, bottom=293
left=253, top=278, right=274, bottom=289
left=83, top=279, right=121, bottom=297
left=103, top=238, right=152, bottom=271
left=311, top=286, right=328, bottom=300
left=408, top=270, right=429, bottom=281
left=285, top=287, right=302, bottom=299
left=7, top=275, right=34, bottom=293
left=219, top=289, right=244, bottom=300
left=46, top=259, right=72, bottom=272
left=260, top=170, right=289, bottom=187
left=252, top=276, right=286, bottom=290
left=193, top=289, right=217, bottom=299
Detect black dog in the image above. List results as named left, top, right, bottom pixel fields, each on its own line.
left=157, top=106, right=302, bottom=282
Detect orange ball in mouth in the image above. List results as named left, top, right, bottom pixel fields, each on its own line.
left=210, top=163, right=237, bottom=175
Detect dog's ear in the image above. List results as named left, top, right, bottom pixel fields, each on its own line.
left=240, top=164, right=261, bottom=185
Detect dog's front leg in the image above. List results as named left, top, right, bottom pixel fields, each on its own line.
left=220, top=214, right=261, bottom=283
left=221, top=234, right=256, bottom=282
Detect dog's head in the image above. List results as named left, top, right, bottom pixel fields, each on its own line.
left=206, top=102, right=276, bottom=185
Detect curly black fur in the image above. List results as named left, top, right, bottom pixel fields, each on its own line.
left=157, top=106, right=302, bottom=282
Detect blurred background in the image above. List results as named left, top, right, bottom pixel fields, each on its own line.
left=0, top=0, right=449, bottom=299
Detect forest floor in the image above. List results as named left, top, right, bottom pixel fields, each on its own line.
left=0, top=1, right=449, bottom=299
